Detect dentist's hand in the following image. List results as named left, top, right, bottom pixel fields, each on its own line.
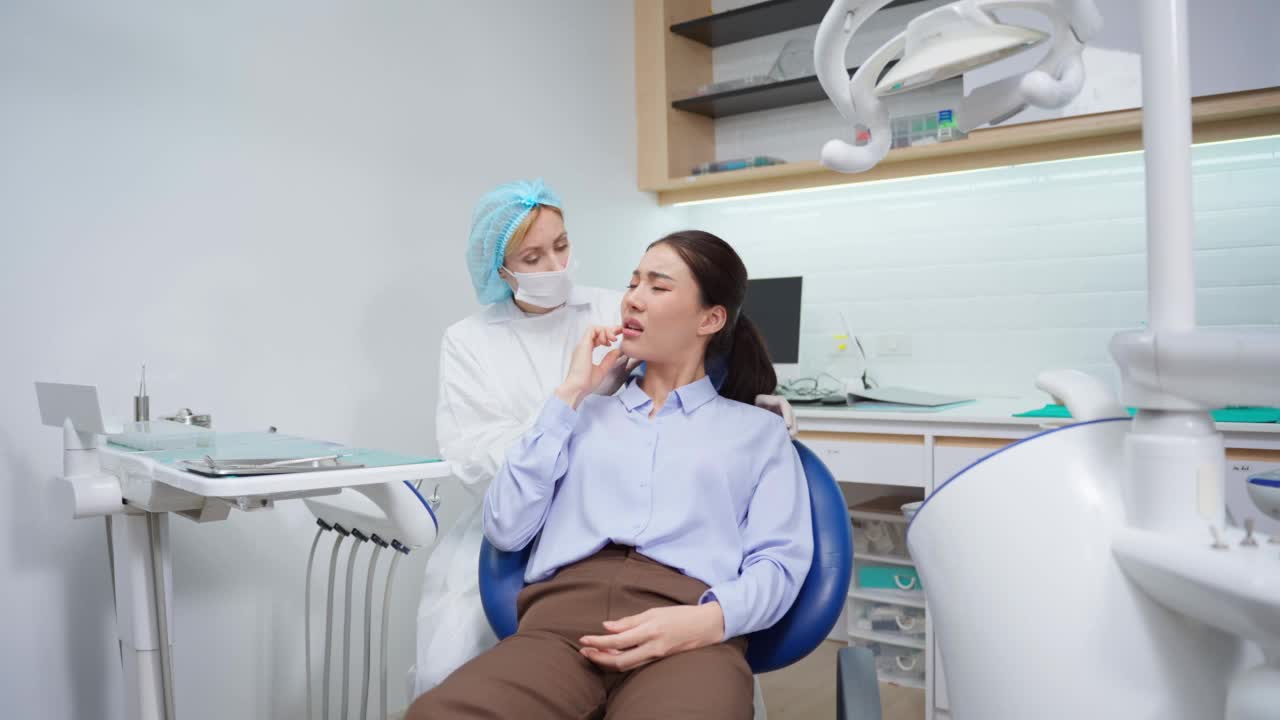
left=754, top=395, right=797, bottom=437
left=578, top=602, right=725, bottom=672
left=591, top=355, right=642, bottom=397
left=555, top=325, right=624, bottom=409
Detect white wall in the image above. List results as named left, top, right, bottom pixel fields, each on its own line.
left=682, top=135, right=1280, bottom=399
left=0, top=2, right=671, bottom=718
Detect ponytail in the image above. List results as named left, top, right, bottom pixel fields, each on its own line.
left=718, top=313, right=778, bottom=405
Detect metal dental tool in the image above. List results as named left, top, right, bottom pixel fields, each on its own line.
left=134, top=364, right=150, bottom=422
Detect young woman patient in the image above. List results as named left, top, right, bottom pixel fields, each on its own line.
left=408, top=231, right=813, bottom=720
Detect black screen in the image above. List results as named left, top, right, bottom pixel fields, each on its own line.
left=741, top=276, right=802, bottom=364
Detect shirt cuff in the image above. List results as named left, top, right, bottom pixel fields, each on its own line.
left=699, top=585, right=744, bottom=641
left=535, top=395, right=580, bottom=441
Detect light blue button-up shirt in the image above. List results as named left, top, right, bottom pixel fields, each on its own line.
left=483, top=375, right=813, bottom=640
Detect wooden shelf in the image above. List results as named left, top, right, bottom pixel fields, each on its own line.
left=648, top=87, right=1280, bottom=204
left=635, top=0, right=716, bottom=191
left=637, top=3, right=1280, bottom=205
left=669, top=0, right=929, bottom=48
left=673, top=71, right=838, bottom=119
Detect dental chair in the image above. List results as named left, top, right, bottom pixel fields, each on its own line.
left=478, top=440, right=883, bottom=719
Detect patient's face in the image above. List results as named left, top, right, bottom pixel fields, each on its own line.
left=620, top=244, right=706, bottom=363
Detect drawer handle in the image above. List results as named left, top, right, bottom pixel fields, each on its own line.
left=893, top=575, right=918, bottom=591
left=895, top=614, right=920, bottom=632
left=896, top=654, right=920, bottom=672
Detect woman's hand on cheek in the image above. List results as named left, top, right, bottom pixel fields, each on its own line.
left=591, top=356, right=641, bottom=397
left=577, top=602, right=725, bottom=672
left=556, top=325, right=623, bottom=409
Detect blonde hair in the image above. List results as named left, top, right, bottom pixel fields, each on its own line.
left=504, top=205, right=564, bottom=260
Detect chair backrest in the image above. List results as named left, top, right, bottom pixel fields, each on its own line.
left=478, top=440, right=853, bottom=674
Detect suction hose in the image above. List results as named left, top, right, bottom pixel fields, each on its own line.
left=304, top=525, right=325, bottom=720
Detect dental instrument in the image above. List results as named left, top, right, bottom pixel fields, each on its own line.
left=340, top=532, right=364, bottom=719
left=321, top=528, right=347, bottom=720
left=380, top=546, right=406, bottom=720
left=35, top=381, right=450, bottom=720
left=159, top=408, right=212, bottom=428
left=303, top=482, right=436, bottom=720
left=182, top=454, right=361, bottom=477
left=304, top=523, right=325, bottom=720
left=816, top=1, right=1280, bottom=717
left=359, top=538, right=383, bottom=720
left=135, top=364, right=150, bottom=423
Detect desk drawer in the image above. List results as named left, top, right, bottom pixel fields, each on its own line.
left=798, top=432, right=926, bottom=487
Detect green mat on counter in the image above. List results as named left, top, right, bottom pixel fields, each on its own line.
left=1014, top=405, right=1280, bottom=423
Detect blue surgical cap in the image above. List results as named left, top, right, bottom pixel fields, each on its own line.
left=467, top=178, right=563, bottom=304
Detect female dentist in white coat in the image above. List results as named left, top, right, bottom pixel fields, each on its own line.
left=414, top=179, right=795, bottom=700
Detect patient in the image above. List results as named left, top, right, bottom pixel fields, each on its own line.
left=408, top=230, right=813, bottom=720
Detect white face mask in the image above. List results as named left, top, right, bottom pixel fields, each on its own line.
left=502, top=257, right=574, bottom=310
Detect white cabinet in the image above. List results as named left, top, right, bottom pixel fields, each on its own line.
left=932, top=438, right=1014, bottom=489
left=847, top=499, right=929, bottom=692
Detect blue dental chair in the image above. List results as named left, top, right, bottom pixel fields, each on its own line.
left=478, top=440, right=883, bottom=719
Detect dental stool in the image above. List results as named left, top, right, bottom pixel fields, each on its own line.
left=478, top=440, right=882, bottom=719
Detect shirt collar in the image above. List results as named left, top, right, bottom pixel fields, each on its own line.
left=617, top=375, right=719, bottom=415
left=484, top=286, right=592, bottom=325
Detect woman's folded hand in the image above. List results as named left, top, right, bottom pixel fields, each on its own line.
left=577, top=602, right=725, bottom=672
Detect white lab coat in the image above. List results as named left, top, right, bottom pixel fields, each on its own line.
left=413, top=285, right=622, bottom=695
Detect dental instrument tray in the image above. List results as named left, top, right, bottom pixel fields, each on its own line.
left=178, top=456, right=366, bottom=477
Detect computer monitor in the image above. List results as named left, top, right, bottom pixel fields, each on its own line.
left=742, top=276, right=802, bottom=365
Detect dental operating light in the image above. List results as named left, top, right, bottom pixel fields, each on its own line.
left=815, top=0, right=1101, bottom=173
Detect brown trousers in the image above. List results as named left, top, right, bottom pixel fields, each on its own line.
left=406, top=544, right=753, bottom=719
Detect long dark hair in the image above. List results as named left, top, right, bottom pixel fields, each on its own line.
left=648, top=230, right=777, bottom=405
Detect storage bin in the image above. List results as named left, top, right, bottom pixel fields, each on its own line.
left=859, top=601, right=926, bottom=635
left=876, top=649, right=923, bottom=675
left=848, top=639, right=926, bottom=685
left=858, top=564, right=922, bottom=592
left=859, top=518, right=906, bottom=556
